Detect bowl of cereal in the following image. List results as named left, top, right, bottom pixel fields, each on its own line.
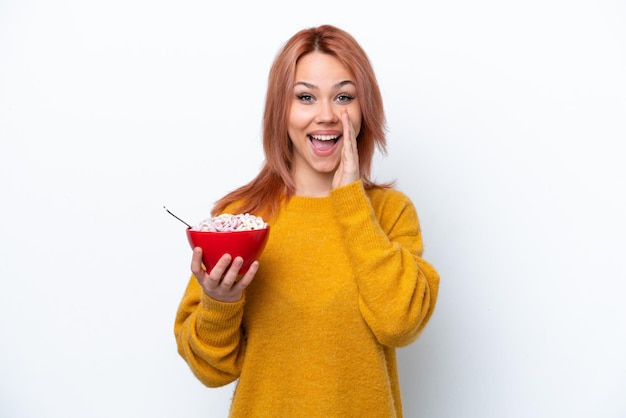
left=186, top=213, right=270, bottom=274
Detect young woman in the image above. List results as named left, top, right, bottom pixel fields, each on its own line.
left=174, top=24, right=440, bottom=417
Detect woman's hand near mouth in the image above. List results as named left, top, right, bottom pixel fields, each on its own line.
left=332, top=109, right=360, bottom=189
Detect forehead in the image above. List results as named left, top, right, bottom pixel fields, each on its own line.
left=294, top=52, right=354, bottom=84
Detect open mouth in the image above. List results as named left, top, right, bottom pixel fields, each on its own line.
left=308, top=134, right=340, bottom=152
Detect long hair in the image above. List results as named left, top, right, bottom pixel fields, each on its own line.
left=212, top=25, right=391, bottom=220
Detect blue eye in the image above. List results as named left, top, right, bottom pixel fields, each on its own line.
left=337, top=94, right=354, bottom=103
left=297, top=94, right=314, bottom=103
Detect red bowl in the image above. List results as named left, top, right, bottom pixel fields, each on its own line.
left=186, top=226, right=270, bottom=274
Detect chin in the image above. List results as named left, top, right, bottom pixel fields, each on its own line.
left=313, top=162, right=340, bottom=174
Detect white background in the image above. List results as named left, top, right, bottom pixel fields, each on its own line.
left=1, top=0, right=625, bottom=417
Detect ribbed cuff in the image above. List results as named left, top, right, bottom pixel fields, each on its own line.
left=330, top=180, right=370, bottom=215
left=199, top=292, right=245, bottom=321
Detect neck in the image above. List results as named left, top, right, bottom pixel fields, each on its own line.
left=293, top=169, right=334, bottom=197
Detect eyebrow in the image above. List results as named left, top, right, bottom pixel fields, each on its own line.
left=294, top=80, right=355, bottom=89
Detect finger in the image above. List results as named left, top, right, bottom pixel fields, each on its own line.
left=234, top=260, right=259, bottom=292
left=220, top=256, right=244, bottom=288
left=341, top=109, right=359, bottom=178
left=205, top=253, right=233, bottom=288
left=191, top=247, right=205, bottom=276
left=342, top=110, right=358, bottom=161
left=341, top=109, right=352, bottom=154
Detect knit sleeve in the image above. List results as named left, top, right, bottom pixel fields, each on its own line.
left=330, top=180, right=440, bottom=347
left=174, top=275, right=246, bottom=387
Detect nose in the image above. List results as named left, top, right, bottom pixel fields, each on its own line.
left=315, top=101, right=339, bottom=123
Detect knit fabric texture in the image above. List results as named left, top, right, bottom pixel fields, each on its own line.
left=175, top=180, right=440, bottom=417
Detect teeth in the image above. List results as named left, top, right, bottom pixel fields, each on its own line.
left=310, top=135, right=338, bottom=141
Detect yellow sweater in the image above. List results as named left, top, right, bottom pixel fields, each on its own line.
left=174, top=180, right=440, bottom=417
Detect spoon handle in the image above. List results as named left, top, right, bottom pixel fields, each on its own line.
left=164, top=206, right=192, bottom=229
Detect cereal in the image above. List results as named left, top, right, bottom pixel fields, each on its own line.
left=192, top=213, right=268, bottom=232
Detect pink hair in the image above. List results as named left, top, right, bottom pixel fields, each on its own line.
left=212, top=25, right=391, bottom=219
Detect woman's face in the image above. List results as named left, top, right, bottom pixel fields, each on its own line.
left=288, top=52, right=362, bottom=188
